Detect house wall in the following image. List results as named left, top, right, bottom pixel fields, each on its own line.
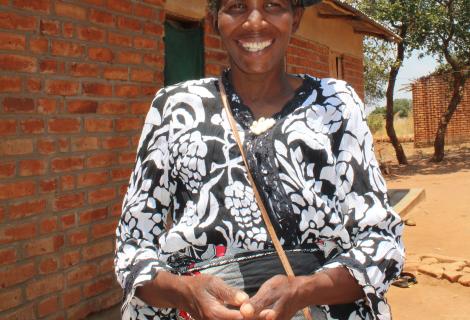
left=0, top=1, right=166, bottom=319
left=413, top=75, right=470, bottom=147
left=0, top=1, right=364, bottom=319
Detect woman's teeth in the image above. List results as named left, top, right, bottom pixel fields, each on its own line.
left=240, top=40, right=272, bottom=52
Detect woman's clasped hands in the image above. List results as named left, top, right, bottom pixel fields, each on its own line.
left=183, top=274, right=304, bottom=320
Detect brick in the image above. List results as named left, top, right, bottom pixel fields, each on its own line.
left=83, top=275, right=115, bottom=298
left=51, top=40, right=83, bottom=57
left=103, top=66, right=128, bottom=80
left=87, top=153, right=114, bottom=168
left=79, top=207, right=107, bottom=224
left=99, top=256, right=114, bottom=274
left=89, top=9, right=114, bottom=26
left=108, top=32, right=132, bottom=47
left=0, top=12, right=36, bottom=30
left=45, top=79, right=79, bottom=96
left=38, top=295, right=59, bottom=317
left=144, top=23, right=163, bottom=36
left=0, top=120, right=16, bottom=135
left=9, top=199, right=46, bottom=219
left=0, top=139, right=33, bottom=156
left=67, top=301, right=96, bottom=320
left=68, top=228, right=89, bottom=246
left=0, top=162, right=15, bottom=178
left=37, top=139, right=56, bottom=154
left=3, top=97, right=34, bottom=113
left=55, top=2, right=86, bottom=20
left=116, top=51, right=141, bottom=64
left=70, top=62, right=100, bottom=77
left=77, top=26, right=106, bottom=42
left=97, top=101, right=128, bottom=114
left=117, top=16, right=141, bottom=32
left=88, top=47, right=114, bottom=62
left=62, top=286, right=82, bottom=308
left=82, top=239, right=113, bottom=260
left=25, top=235, right=64, bottom=257
left=134, top=36, right=158, bottom=49
left=18, top=159, right=46, bottom=176
left=77, top=171, right=109, bottom=188
left=33, top=212, right=54, bottom=232
left=67, top=100, right=98, bottom=113
left=63, top=21, right=74, bottom=38
left=0, top=288, right=22, bottom=312
left=84, top=118, right=113, bottom=132
left=38, top=98, right=57, bottom=113
left=0, top=248, right=17, bottom=266
left=0, top=32, right=26, bottom=50
left=108, top=0, right=133, bottom=13
left=118, top=152, right=136, bottom=164
left=62, top=250, right=80, bottom=267
left=38, top=256, right=59, bottom=274
left=115, top=118, right=142, bottom=132
left=0, top=76, right=21, bottom=93
left=19, top=118, right=44, bottom=134
left=26, top=273, right=64, bottom=300
left=29, top=37, right=48, bottom=54
left=130, top=101, right=149, bottom=114
left=143, top=54, right=163, bottom=68
left=0, top=181, right=35, bottom=200
left=92, top=220, right=117, bottom=239
left=53, top=193, right=85, bottom=211
left=115, top=84, right=140, bottom=97
left=48, top=118, right=80, bottom=133
left=112, top=168, right=132, bottom=181
left=1, top=304, right=35, bottom=320
left=26, top=78, right=42, bottom=93
left=135, top=3, right=157, bottom=18
left=102, top=136, right=129, bottom=149
left=70, top=136, right=99, bottom=152
left=88, top=187, right=116, bottom=204
left=13, top=0, right=50, bottom=12
left=40, top=19, right=60, bottom=35
left=0, top=262, right=35, bottom=287
left=83, top=82, right=113, bottom=96
left=131, top=68, right=154, bottom=82
left=66, top=264, right=98, bottom=286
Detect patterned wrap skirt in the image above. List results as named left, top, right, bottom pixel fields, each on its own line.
left=175, top=248, right=326, bottom=320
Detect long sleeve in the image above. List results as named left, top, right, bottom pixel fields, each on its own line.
left=322, top=83, right=405, bottom=319
left=114, top=88, right=176, bottom=316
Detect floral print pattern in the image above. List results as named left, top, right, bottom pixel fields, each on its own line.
left=115, top=74, right=404, bottom=320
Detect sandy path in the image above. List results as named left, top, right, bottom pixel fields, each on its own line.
left=377, top=142, right=470, bottom=319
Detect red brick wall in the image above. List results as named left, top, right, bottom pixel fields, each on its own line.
left=0, top=1, right=165, bottom=319
left=412, top=75, right=470, bottom=147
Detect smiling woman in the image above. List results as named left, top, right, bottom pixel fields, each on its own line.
left=114, top=1, right=405, bottom=320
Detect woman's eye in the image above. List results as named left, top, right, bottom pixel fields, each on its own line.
left=265, top=1, right=285, bottom=11
left=226, top=2, right=246, bottom=12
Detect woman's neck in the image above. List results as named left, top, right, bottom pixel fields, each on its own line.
left=228, top=65, right=301, bottom=119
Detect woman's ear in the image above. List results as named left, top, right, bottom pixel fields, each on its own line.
left=292, top=7, right=304, bottom=33
left=207, top=11, right=219, bottom=35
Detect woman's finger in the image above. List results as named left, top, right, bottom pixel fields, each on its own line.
left=209, top=277, right=249, bottom=306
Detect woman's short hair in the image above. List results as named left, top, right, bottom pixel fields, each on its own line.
left=207, top=0, right=306, bottom=13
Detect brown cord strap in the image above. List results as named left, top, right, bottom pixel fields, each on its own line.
left=219, top=78, right=313, bottom=320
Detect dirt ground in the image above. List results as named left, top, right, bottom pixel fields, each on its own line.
left=376, top=141, right=470, bottom=319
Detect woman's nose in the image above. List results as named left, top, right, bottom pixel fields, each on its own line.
left=243, top=9, right=265, bottom=30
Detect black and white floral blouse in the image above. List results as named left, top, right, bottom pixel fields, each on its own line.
left=115, top=72, right=405, bottom=320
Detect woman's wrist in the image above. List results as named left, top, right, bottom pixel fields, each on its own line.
left=136, top=271, right=192, bottom=309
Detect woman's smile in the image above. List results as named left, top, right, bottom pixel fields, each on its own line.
left=237, top=39, right=274, bottom=53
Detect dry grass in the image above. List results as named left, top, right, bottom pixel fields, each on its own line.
left=373, top=115, right=414, bottom=140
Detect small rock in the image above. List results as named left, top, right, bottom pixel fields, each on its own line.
left=443, top=270, right=462, bottom=283
left=421, top=257, right=439, bottom=265
left=404, top=218, right=416, bottom=226
left=458, top=274, right=470, bottom=286
left=443, top=261, right=466, bottom=272
left=419, top=264, right=444, bottom=278
left=421, top=254, right=462, bottom=263
left=462, top=267, right=470, bottom=274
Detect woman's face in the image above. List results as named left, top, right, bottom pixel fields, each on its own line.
left=216, top=0, right=303, bottom=75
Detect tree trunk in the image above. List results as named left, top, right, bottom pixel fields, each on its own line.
left=431, top=72, right=466, bottom=162
left=385, top=38, right=408, bottom=165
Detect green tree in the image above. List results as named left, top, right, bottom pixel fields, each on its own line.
left=347, top=0, right=429, bottom=165
left=393, top=98, right=412, bottom=118
left=418, top=0, right=470, bottom=162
